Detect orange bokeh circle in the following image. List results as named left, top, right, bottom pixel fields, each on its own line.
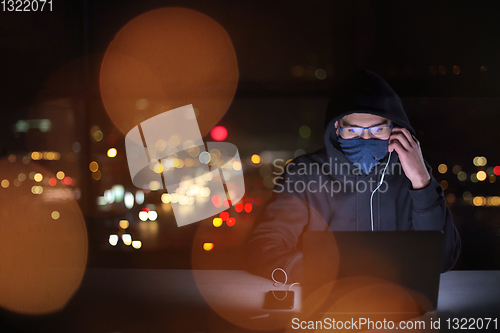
left=100, top=7, right=239, bottom=136
left=190, top=194, right=334, bottom=331
left=0, top=157, right=88, bottom=314
left=290, top=277, right=431, bottom=333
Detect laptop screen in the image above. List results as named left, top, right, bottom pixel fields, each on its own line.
left=302, top=231, right=443, bottom=316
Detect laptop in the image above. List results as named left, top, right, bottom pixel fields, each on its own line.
left=302, top=231, right=443, bottom=319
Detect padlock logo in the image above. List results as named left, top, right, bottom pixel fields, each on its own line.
left=125, top=104, right=245, bottom=227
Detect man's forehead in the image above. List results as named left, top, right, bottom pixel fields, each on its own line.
left=340, top=113, right=391, bottom=125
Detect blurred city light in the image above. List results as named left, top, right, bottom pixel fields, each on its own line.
left=226, top=217, right=236, bottom=227
left=107, top=148, right=117, bottom=158
left=199, top=151, right=211, bottom=164
left=104, top=190, right=115, bottom=203
left=14, top=119, right=51, bottom=133
left=476, top=171, right=487, bottom=181
left=155, top=139, right=166, bottom=151
left=232, top=160, right=242, bottom=171
left=31, top=186, right=43, bottom=194
left=170, top=193, right=179, bottom=203
left=315, top=69, right=327, bottom=80
left=168, top=134, right=181, bottom=147
left=470, top=173, right=478, bottom=183
left=109, top=235, right=119, bottom=246
left=161, top=193, right=171, bottom=203
left=299, top=125, right=311, bottom=138
left=135, top=190, right=145, bottom=205
left=34, top=173, right=43, bottom=182
left=149, top=181, right=161, bottom=191
left=473, top=156, right=487, bottom=166
left=203, top=243, right=214, bottom=251
left=473, top=196, right=486, bottom=206
left=211, top=195, right=222, bottom=208
left=244, top=203, right=252, bottom=213
left=112, top=185, right=125, bottom=202
left=30, top=151, right=60, bottom=161
left=139, top=211, right=148, bottom=221
left=119, top=220, right=129, bottom=229
left=92, top=170, right=101, bottom=180
left=89, top=161, right=98, bottom=172
left=457, top=171, right=467, bottom=181
left=213, top=217, right=223, bottom=227
left=96, top=196, right=107, bottom=206
left=92, top=126, right=104, bottom=142
left=64, top=177, right=74, bottom=186
left=489, top=196, right=500, bottom=206
left=251, top=154, right=261, bottom=164
left=124, top=192, right=134, bottom=209
left=291, top=65, right=305, bottom=77
left=122, top=234, right=132, bottom=245
left=452, top=165, right=461, bottom=174
left=202, top=172, right=213, bottom=182
left=438, top=164, right=447, bottom=174
left=132, top=240, right=142, bottom=249
left=200, top=187, right=210, bottom=197
left=188, top=146, right=200, bottom=157
left=210, top=126, right=228, bottom=141
left=148, top=211, right=158, bottom=221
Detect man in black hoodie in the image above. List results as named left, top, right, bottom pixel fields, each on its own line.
left=244, top=69, right=461, bottom=283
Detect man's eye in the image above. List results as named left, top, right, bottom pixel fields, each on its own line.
left=372, top=126, right=381, bottom=132
left=348, top=128, right=355, bottom=132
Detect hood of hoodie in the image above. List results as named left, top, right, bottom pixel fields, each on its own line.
left=323, top=69, right=414, bottom=173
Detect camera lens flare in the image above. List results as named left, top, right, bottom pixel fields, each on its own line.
left=0, top=157, right=87, bottom=315
left=100, top=7, right=239, bottom=136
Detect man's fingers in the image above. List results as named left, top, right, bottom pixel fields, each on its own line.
left=389, top=133, right=412, bottom=151
left=400, top=128, right=415, bottom=147
left=411, top=134, right=420, bottom=146
left=392, top=127, right=416, bottom=147
left=388, top=140, right=406, bottom=154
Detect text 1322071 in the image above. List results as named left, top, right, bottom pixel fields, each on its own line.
left=2, top=0, right=52, bottom=11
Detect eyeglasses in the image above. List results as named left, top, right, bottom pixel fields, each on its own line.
left=339, top=124, right=393, bottom=139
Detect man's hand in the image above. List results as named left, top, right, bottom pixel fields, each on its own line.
left=388, top=128, right=431, bottom=190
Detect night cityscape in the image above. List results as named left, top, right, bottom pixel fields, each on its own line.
left=1, top=1, right=499, bottom=332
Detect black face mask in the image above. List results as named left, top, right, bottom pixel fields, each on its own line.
left=338, top=137, right=389, bottom=175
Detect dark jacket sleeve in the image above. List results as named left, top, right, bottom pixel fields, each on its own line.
left=408, top=161, right=461, bottom=272
left=244, top=166, right=309, bottom=283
